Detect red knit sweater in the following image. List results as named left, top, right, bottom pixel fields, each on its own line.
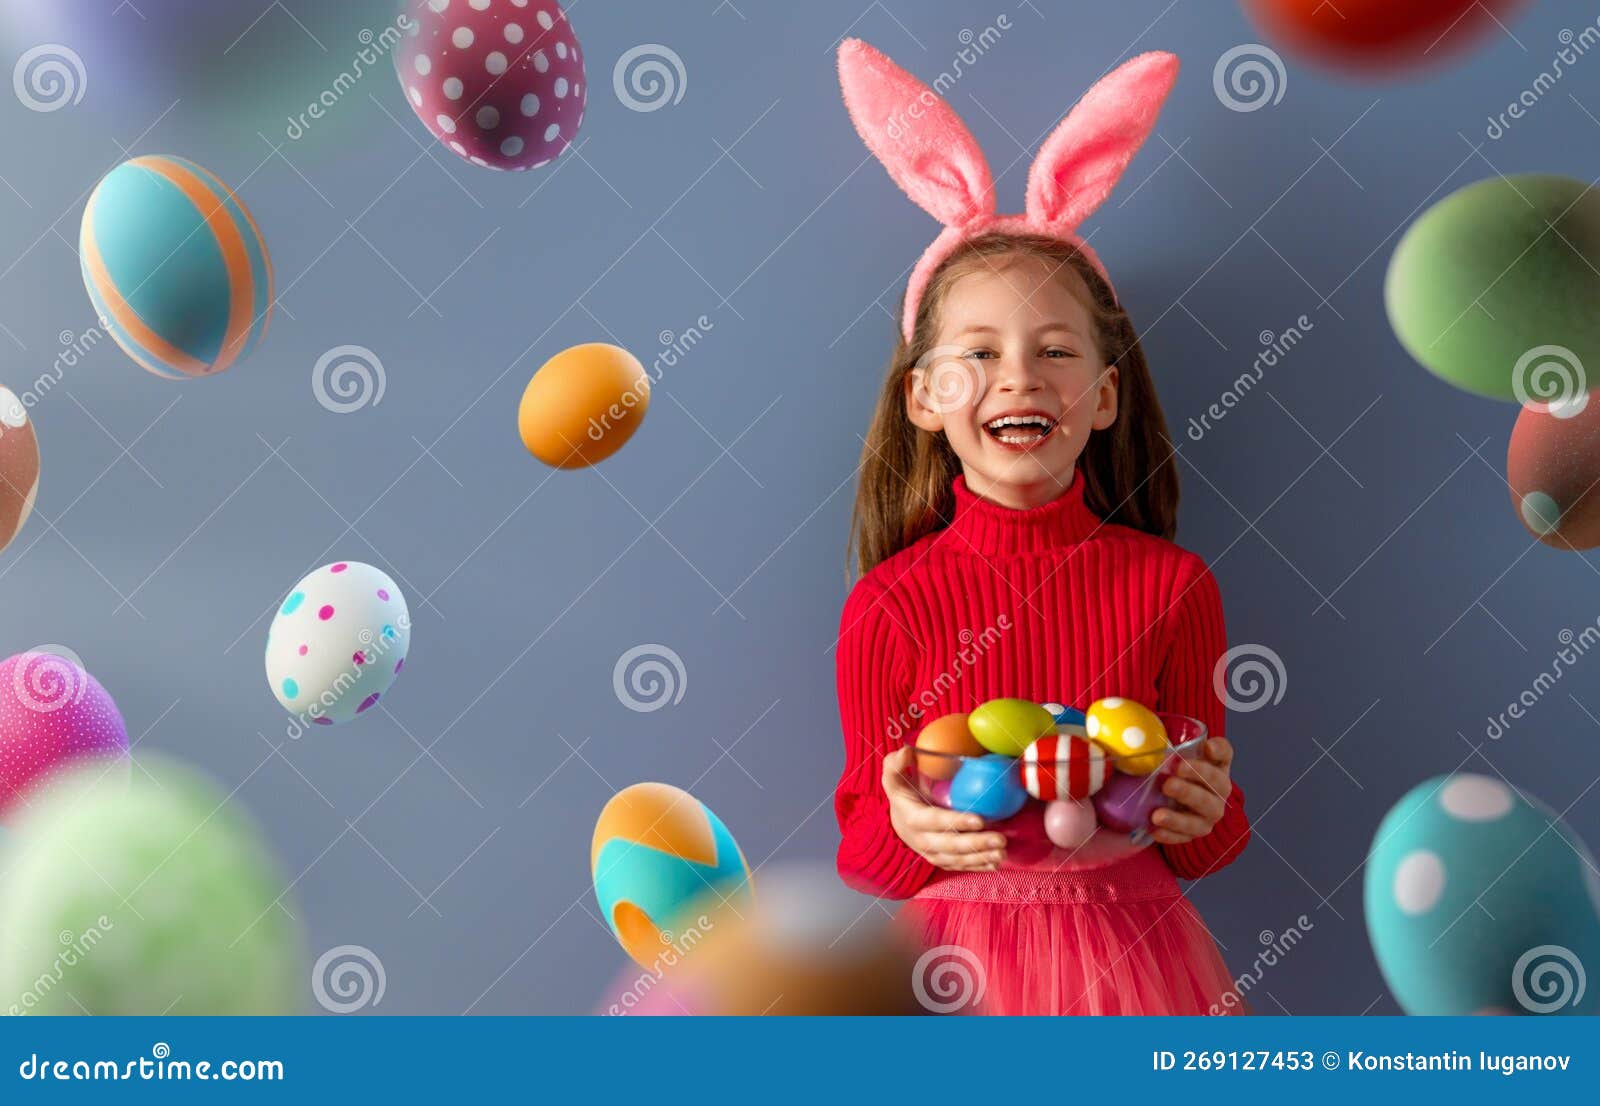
left=835, top=471, right=1250, bottom=898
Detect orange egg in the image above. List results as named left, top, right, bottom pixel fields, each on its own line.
left=914, top=713, right=984, bottom=780
left=517, top=343, right=650, bottom=468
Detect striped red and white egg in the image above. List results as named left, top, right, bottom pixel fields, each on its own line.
left=0, top=387, right=40, bottom=555
left=1020, top=731, right=1109, bottom=801
left=396, top=0, right=585, bottom=171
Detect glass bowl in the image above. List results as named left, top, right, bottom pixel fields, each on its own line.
left=911, top=712, right=1208, bottom=871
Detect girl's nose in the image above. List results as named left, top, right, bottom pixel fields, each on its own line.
left=993, top=354, right=1044, bottom=394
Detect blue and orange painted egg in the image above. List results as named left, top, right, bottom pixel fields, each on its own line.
left=80, top=155, right=272, bottom=380
left=591, top=782, right=751, bottom=970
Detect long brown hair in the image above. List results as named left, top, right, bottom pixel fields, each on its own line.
left=849, top=232, right=1179, bottom=578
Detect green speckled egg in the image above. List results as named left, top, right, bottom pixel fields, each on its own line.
left=0, top=756, right=303, bottom=1015
left=1385, top=175, right=1600, bottom=401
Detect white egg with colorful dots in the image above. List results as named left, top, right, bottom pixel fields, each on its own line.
left=264, top=562, right=410, bottom=728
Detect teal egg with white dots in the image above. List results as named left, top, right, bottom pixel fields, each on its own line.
left=0, top=756, right=302, bottom=1014
left=265, top=561, right=410, bottom=729
left=1364, top=774, right=1600, bottom=1015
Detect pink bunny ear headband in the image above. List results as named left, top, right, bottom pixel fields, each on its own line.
left=837, top=38, right=1180, bottom=343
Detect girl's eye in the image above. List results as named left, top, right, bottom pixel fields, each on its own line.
left=1042, top=348, right=1077, bottom=359
left=964, top=349, right=998, bottom=361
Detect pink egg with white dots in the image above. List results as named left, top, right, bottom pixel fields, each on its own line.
left=265, top=562, right=411, bottom=728
left=0, top=650, right=129, bottom=819
left=396, top=0, right=586, bottom=171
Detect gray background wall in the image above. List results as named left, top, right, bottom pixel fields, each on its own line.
left=0, top=0, right=1595, bottom=1014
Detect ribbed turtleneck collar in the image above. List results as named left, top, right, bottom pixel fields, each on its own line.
left=940, top=470, right=1103, bottom=555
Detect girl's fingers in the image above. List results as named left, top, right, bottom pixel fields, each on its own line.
left=1162, top=777, right=1225, bottom=820
left=1151, top=807, right=1211, bottom=838
left=902, top=801, right=986, bottom=834
left=1204, top=737, right=1234, bottom=769
left=922, top=830, right=1006, bottom=854
left=1176, top=757, right=1232, bottom=801
left=930, top=850, right=1005, bottom=871
left=1149, top=827, right=1196, bottom=845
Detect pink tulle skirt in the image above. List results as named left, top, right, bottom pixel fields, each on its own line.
left=900, top=850, right=1245, bottom=1015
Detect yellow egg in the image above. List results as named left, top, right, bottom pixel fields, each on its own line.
left=518, top=342, right=650, bottom=468
left=1085, top=697, right=1170, bottom=776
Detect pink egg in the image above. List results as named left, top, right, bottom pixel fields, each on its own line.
left=395, top=0, right=586, bottom=172
left=1043, top=798, right=1097, bottom=849
left=0, top=651, right=129, bottom=817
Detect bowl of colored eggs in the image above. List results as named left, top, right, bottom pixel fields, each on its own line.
left=910, top=697, right=1207, bottom=870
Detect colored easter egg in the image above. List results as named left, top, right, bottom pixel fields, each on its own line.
left=0, top=756, right=302, bottom=1014
left=0, top=650, right=128, bottom=818
left=591, top=782, right=751, bottom=971
left=1365, top=774, right=1600, bottom=1015
left=1386, top=175, right=1600, bottom=403
left=914, top=712, right=983, bottom=780
left=1085, top=697, right=1170, bottom=775
left=1020, top=733, right=1109, bottom=801
left=1043, top=702, right=1088, bottom=729
left=1092, top=770, right=1170, bottom=837
left=395, top=0, right=585, bottom=171
left=1044, top=798, right=1098, bottom=850
left=265, top=562, right=410, bottom=728
left=80, top=155, right=272, bottom=380
left=1507, top=393, right=1600, bottom=548
left=946, top=754, right=1027, bottom=821
left=518, top=343, right=650, bottom=468
left=1243, top=0, right=1528, bottom=72
left=0, top=386, right=40, bottom=555
left=968, top=698, right=1054, bottom=757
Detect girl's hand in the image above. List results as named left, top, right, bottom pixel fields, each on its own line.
left=881, top=746, right=1007, bottom=871
left=1151, top=738, right=1234, bottom=846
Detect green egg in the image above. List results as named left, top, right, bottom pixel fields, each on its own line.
left=0, top=756, right=304, bottom=1015
left=1385, top=174, right=1600, bottom=402
left=967, top=698, right=1055, bottom=757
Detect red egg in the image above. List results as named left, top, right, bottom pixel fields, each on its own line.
left=395, top=0, right=585, bottom=171
left=1242, top=0, right=1528, bottom=72
left=1020, top=732, right=1109, bottom=801
left=1507, top=390, right=1600, bottom=549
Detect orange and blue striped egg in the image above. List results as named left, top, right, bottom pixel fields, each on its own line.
left=80, top=155, right=272, bottom=380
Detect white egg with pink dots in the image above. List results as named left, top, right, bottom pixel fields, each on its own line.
left=395, top=0, right=586, bottom=172
left=265, top=562, right=411, bottom=727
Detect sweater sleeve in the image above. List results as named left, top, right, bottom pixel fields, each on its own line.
left=834, top=576, right=936, bottom=899
left=1152, top=556, right=1251, bottom=880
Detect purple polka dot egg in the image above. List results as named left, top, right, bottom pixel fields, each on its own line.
left=265, top=562, right=410, bottom=727
left=395, top=0, right=585, bottom=172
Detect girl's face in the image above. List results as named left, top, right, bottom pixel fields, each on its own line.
left=905, top=256, right=1118, bottom=510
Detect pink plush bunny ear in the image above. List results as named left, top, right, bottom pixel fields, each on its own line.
left=838, top=38, right=995, bottom=229
left=1025, top=51, right=1180, bottom=232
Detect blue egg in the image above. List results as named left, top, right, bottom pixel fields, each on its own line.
left=1364, top=774, right=1600, bottom=1015
left=947, top=755, right=1027, bottom=821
